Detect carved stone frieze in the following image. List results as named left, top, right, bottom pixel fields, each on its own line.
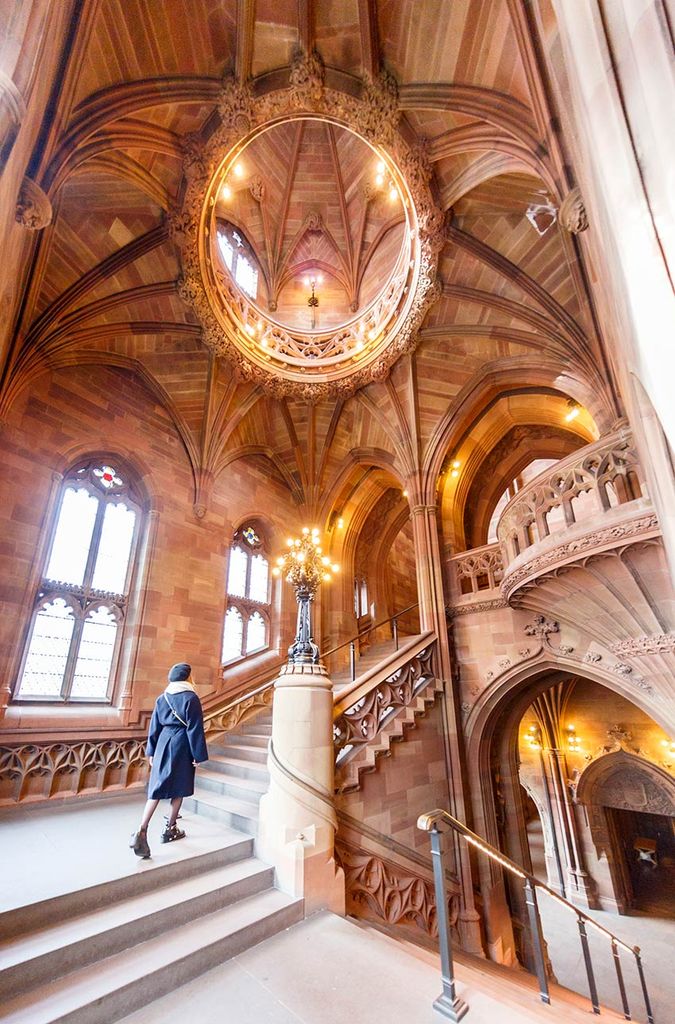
left=172, top=62, right=443, bottom=401
left=336, top=839, right=459, bottom=938
left=447, top=598, right=508, bottom=616
left=15, top=177, right=52, bottom=230
left=611, top=633, right=675, bottom=657
left=559, top=187, right=588, bottom=233
left=0, top=738, right=147, bottom=805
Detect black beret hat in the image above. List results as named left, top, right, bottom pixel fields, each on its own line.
left=168, top=662, right=192, bottom=682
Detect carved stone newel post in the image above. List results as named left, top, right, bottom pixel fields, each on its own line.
left=257, top=528, right=345, bottom=913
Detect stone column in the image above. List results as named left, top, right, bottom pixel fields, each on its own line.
left=410, top=501, right=483, bottom=955
left=547, top=748, right=596, bottom=908
left=257, top=659, right=345, bottom=914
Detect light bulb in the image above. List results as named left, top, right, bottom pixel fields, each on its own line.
left=355, top=340, right=364, bottom=351
left=221, top=184, right=232, bottom=200
left=233, top=162, right=244, bottom=178
left=451, top=469, right=459, bottom=478
left=377, top=161, right=385, bottom=174
left=389, top=186, right=398, bottom=202
left=297, top=552, right=305, bottom=562
left=331, top=564, right=339, bottom=573
left=302, top=527, right=310, bottom=535
left=375, top=173, right=384, bottom=187
left=323, top=573, right=331, bottom=582
left=272, top=567, right=280, bottom=576
left=245, top=323, right=254, bottom=336
left=337, top=517, right=344, bottom=528
left=452, top=460, right=460, bottom=469
left=287, top=538, right=294, bottom=546
left=322, top=556, right=330, bottom=566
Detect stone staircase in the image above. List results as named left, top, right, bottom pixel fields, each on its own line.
left=185, top=712, right=272, bottom=835
left=0, top=711, right=301, bottom=1024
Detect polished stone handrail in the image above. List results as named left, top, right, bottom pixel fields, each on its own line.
left=496, top=428, right=644, bottom=563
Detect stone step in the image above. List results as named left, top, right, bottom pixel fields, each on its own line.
left=1, top=889, right=303, bottom=1024
left=0, top=830, right=254, bottom=941
left=215, top=742, right=268, bottom=764
left=196, top=767, right=266, bottom=803
left=239, top=722, right=272, bottom=736
left=205, top=753, right=270, bottom=783
left=219, top=732, right=269, bottom=749
left=0, top=857, right=273, bottom=998
left=185, top=788, right=261, bottom=836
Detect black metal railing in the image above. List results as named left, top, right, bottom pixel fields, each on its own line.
left=322, top=603, right=420, bottom=682
left=417, top=808, right=655, bottom=1023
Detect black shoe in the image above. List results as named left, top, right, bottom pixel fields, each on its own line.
left=160, top=823, right=186, bottom=844
left=130, top=829, right=151, bottom=859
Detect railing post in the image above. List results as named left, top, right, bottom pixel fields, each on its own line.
left=429, top=826, right=468, bottom=1021
left=634, top=949, right=655, bottom=1024
left=393, top=615, right=399, bottom=650
left=577, top=917, right=600, bottom=1014
left=349, top=641, right=356, bottom=682
left=611, top=939, right=631, bottom=1021
left=523, top=878, right=550, bottom=1005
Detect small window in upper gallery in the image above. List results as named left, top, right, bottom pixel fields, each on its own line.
left=15, top=460, right=143, bottom=703
left=222, top=523, right=271, bottom=664
left=216, top=222, right=259, bottom=300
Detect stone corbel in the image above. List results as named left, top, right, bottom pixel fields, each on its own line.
left=16, top=177, right=52, bottom=230
left=559, top=187, right=588, bottom=233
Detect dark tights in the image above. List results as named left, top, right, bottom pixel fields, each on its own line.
left=139, top=796, right=183, bottom=832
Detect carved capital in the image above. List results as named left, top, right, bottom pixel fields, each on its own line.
left=15, top=177, right=52, bottom=230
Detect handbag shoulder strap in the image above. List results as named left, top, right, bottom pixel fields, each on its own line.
left=164, top=693, right=188, bottom=728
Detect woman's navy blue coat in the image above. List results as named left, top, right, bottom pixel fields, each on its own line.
left=146, top=690, right=209, bottom=799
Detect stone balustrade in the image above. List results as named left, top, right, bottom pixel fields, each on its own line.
left=448, top=543, right=505, bottom=599
left=496, top=429, right=644, bottom=562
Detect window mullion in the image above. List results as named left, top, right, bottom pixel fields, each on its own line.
left=245, top=553, right=252, bottom=600
left=241, top=611, right=248, bottom=658
left=82, top=494, right=106, bottom=596
left=61, top=606, right=85, bottom=701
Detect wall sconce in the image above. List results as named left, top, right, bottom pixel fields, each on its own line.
left=526, top=723, right=542, bottom=751
left=567, top=725, right=582, bottom=752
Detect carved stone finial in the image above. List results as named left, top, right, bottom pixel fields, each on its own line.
left=289, top=50, right=325, bottom=109
left=15, top=177, right=52, bottom=230
left=559, top=187, right=588, bottom=233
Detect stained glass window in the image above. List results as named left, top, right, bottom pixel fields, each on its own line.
left=222, top=524, right=271, bottom=664
left=15, top=459, right=142, bottom=703
left=235, top=254, right=258, bottom=299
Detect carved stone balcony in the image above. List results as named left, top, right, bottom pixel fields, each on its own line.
left=447, top=430, right=659, bottom=612
left=496, top=429, right=656, bottom=603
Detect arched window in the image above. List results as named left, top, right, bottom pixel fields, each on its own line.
left=217, top=222, right=259, bottom=300
left=15, top=460, right=142, bottom=702
left=222, top=523, right=271, bottom=663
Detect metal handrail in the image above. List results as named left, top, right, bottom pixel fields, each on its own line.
left=322, top=603, right=419, bottom=681
left=417, top=807, right=655, bottom=1023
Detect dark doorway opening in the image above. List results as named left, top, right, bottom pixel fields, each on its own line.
left=608, top=808, right=675, bottom=916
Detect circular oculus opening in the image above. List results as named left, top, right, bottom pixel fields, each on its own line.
left=202, top=117, right=417, bottom=377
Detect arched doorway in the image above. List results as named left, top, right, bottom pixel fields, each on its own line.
left=576, top=752, right=675, bottom=916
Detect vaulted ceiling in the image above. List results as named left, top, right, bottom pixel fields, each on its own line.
left=2, top=0, right=622, bottom=547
